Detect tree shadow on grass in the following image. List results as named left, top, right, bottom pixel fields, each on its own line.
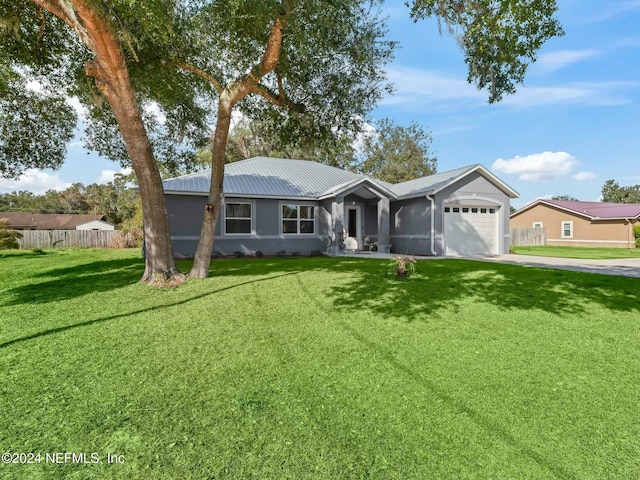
left=1, top=258, right=144, bottom=306
left=328, top=259, right=640, bottom=319
left=0, top=272, right=298, bottom=349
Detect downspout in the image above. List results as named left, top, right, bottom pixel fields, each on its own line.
left=427, top=194, right=437, bottom=256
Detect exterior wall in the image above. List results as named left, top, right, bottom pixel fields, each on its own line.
left=390, top=197, right=433, bottom=255
left=434, top=172, right=511, bottom=255
left=511, top=204, right=637, bottom=248
left=166, top=194, right=329, bottom=257
left=76, top=220, right=115, bottom=230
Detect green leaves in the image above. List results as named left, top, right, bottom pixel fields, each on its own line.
left=408, top=0, right=564, bottom=102
left=358, top=118, right=437, bottom=183
left=0, top=75, right=76, bottom=178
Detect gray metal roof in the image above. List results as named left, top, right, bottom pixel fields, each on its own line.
left=162, top=157, right=518, bottom=200
left=162, top=157, right=363, bottom=198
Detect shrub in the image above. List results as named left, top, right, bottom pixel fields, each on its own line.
left=309, top=250, right=323, bottom=257
left=211, top=250, right=222, bottom=259
left=277, top=250, right=287, bottom=257
left=255, top=251, right=264, bottom=257
left=0, top=219, right=22, bottom=250
left=634, top=224, right=640, bottom=248
left=234, top=251, right=245, bottom=258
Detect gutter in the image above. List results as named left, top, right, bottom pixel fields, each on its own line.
left=427, top=194, right=437, bottom=256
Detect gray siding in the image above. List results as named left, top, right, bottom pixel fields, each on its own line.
left=166, top=194, right=329, bottom=257
left=390, top=197, right=433, bottom=255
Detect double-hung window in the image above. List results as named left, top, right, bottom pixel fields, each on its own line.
left=282, top=204, right=315, bottom=234
left=561, top=221, right=573, bottom=239
left=225, top=202, right=252, bottom=234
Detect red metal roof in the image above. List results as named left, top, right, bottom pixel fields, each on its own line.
left=533, top=200, right=640, bottom=219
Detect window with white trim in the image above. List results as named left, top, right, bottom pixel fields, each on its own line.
left=533, top=222, right=543, bottom=229
left=561, top=221, right=573, bottom=238
left=282, top=204, right=315, bottom=234
left=225, top=202, right=252, bottom=234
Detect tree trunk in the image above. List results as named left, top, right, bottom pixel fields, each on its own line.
left=189, top=98, right=233, bottom=278
left=34, top=0, right=185, bottom=286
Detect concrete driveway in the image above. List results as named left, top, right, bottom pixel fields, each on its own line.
left=475, top=254, right=640, bottom=278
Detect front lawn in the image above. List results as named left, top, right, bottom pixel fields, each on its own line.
left=511, top=245, right=640, bottom=259
left=1, top=249, right=639, bottom=479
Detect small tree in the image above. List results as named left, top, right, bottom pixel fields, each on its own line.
left=358, top=118, right=437, bottom=183
left=0, top=219, right=22, bottom=249
left=633, top=224, right=640, bottom=249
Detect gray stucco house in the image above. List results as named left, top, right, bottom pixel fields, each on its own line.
left=162, top=157, right=518, bottom=257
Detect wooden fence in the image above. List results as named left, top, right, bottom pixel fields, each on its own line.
left=16, top=230, right=132, bottom=249
left=510, top=227, right=547, bottom=247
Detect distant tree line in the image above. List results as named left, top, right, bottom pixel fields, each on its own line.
left=0, top=173, right=139, bottom=228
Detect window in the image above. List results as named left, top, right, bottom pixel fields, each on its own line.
left=471, top=208, right=478, bottom=213
left=480, top=208, right=487, bottom=213
left=533, top=222, right=543, bottom=229
left=452, top=207, right=460, bottom=213
left=282, top=204, right=315, bottom=234
left=561, top=221, right=573, bottom=238
left=225, top=202, right=252, bottom=234
left=462, top=207, right=469, bottom=213
left=444, top=207, right=450, bottom=212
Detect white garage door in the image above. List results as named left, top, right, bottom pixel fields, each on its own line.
left=444, top=205, right=498, bottom=256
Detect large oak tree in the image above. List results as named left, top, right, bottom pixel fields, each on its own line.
left=0, top=0, right=207, bottom=284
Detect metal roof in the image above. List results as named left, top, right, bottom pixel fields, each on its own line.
left=162, top=157, right=518, bottom=200
left=516, top=199, right=640, bottom=219
left=162, top=157, right=363, bottom=198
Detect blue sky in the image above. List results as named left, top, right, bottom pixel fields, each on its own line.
left=2, top=0, right=639, bottom=209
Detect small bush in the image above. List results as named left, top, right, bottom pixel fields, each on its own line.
left=291, top=251, right=300, bottom=257
left=309, top=250, right=323, bottom=257
left=0, top=219, right=22, bottom=250
left=277, top=250, right=287, bottom=257
left=234, top=251, right=245, bottom=258
left=634, top=224, right=640, bottom=248
left=211, top=250, right=222, bottom=259
left=255, top=251, right=264, bottom=257
left=31, top=248, right=46, bottom=255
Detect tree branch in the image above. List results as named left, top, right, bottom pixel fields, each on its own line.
left=173, top=61, right=223, bottom=94
left=250, top=83, right=305, bottom=113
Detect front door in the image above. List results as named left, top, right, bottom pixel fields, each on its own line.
left=345, top=206, right=362, bottom=250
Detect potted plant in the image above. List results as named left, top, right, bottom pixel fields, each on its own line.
left=389, top=255, right=416, bottom=277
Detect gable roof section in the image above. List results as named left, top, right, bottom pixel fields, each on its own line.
left=0, top=212, right=108, bottom=229
left=390, top=164, right=519, bottom=199
left=162, top=157, right=363, bottom=199
left=162, top=157, right=518, bottom=201
left=511, top=199, right=640, bottom=220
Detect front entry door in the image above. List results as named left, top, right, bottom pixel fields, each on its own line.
left=345, top=206, right=362, bottom=250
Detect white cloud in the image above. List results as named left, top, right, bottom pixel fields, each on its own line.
left=492, top=151, right=578, bottom=181
left=381, top=67, right=485, bottom=111
left=97, top=167, right=133, bottom=185
left=501, top=81, right=639, bottom=107
left=536, top=49, right=600, bottom=72
left=382, top=66, right=639, bottom=110
left=0, top=169, right=71, bottom=194
left=573, top=171, right=597, bottom=181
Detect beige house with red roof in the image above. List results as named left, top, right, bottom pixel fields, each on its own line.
left=510, top=200, right=640, bottom=248
left=0, top=213, right=114, bottom=231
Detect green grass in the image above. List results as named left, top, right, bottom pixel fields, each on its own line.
left=512, top=245, right=640, bottom=259
left=1, top=249, right=640, bottom=479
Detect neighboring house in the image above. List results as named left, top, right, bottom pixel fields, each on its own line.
left=0, top=213, right=115, bottom=231
left=162, top=157, right=518, bottom=257
left=510, top=199, right=640, bottom=248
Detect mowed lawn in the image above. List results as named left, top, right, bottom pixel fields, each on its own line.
left=1, top=250, right=639, bottom=479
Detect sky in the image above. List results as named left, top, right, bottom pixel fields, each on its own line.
left=1, top=0, right=639, bottom=210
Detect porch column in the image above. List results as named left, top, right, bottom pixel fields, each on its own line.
left=377, top=197, right=390, bottom=253
left=331, top=196, right=345, bottom=256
